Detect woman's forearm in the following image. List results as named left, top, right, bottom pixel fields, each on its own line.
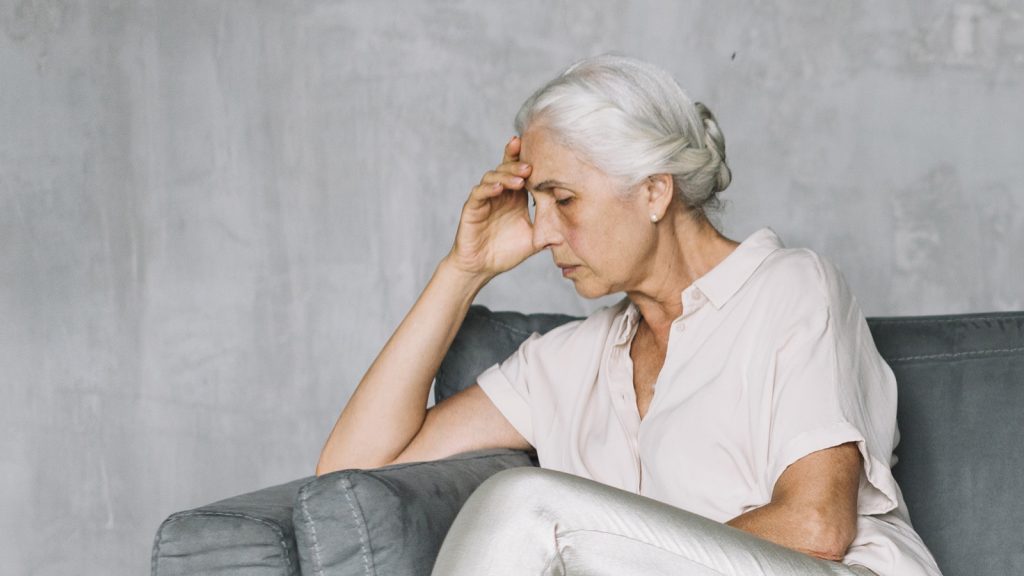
left=726, top=443, right=860, bottom=561
left=315, top=258, right=490, bottom=475
left=726, top=502, right=849, bottom=562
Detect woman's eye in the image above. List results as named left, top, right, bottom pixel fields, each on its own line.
left=555, top=197, right=573, bottom=206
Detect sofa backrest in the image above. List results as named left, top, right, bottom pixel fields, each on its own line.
left=436, top=306, right=1024, bottom=575
left=435, top=306, right=577, bottom=402
left=869, top=312, right=1024, bottom=575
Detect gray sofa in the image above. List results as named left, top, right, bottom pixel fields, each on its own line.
left=152, top=306, right=1024, bottom=575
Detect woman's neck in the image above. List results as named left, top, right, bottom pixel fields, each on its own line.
left=626, top=210, right=738, bottom=340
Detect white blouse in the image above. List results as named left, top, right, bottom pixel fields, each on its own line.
left=477, top=228, right=941, bottom=576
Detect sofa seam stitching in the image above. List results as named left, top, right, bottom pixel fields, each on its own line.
left=299, top=485, right=326, bottom=576
left=154, top=511, right=295, bottom=575
left=340, top=475, right=374, bottom=576
left=886, top=345, right=1024, bottom=363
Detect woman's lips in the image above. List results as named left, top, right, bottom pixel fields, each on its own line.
left=559, top=265, right=579, bottom=277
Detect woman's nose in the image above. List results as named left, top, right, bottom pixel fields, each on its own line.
left=531, top=203, right=564, bottom=250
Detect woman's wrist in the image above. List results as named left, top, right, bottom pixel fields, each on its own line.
left=436, top=255, right=494, bottom=297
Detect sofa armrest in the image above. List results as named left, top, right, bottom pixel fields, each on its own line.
left=294, top=448, right=536, bottom=576
left=152, top=476, right=313, bottom=576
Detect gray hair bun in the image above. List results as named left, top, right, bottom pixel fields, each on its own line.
left=695, top=102, right=732, bottom=195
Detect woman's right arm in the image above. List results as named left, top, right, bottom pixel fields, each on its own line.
left=315, top=136, right=536, bottom=475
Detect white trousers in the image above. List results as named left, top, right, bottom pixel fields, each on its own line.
left=432, top=467, right=877, bottom=576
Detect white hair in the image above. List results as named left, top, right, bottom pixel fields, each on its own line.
left=514, top=54, right=731, bottom=215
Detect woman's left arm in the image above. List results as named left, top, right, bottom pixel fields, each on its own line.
left=726, top=442, right=861, bottom=562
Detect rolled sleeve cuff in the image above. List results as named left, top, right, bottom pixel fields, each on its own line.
left=477, top=363, right=534, bottom=447
left=769, top=421, right=899, bottom=516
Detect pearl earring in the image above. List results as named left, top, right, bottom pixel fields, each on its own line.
left=650, top=214, right=658, bottom=223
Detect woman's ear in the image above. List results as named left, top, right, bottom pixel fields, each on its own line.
left=644, top=174, right=674, bottom=222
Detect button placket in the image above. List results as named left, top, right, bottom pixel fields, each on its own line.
left=608, top=344, right=640, bottom=430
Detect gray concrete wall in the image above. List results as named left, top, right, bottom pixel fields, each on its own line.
left=2, top=0, right=1021, bottom=573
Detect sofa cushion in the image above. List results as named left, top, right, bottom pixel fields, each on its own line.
left=868, top=312, right=1024, bottom=576
left=152, top=476, right=310, bottom=576
left=435, top=305, right=576, bottom=403
left=293, top=448, right=534, bottom=576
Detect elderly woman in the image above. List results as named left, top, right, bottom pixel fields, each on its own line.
left=316, top=56, right=941, bottom=576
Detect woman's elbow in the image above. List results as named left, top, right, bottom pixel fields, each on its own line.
left=314, top=450, right=340, bottom=477
left=315, top=442, right=357, bottom=476
left=315, top=453, right=366, bottom=477
left=314, top=457, right=336, bottom=477
left=315, top=446, right=396, bottom=476
left=803, top=510, right=857, bottom=562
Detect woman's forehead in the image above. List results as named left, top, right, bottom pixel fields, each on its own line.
left=521, top=128, right=599, bottom=189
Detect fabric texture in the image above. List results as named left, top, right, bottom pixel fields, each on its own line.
left=476, top=228, right=940, bottom=576
left=292, top=448, right=534, bottom=576
left=152, top=476, right=310, bottom=576
left=433, top=467, right=877, bottom=576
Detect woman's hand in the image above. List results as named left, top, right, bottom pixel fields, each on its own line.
left=445, top=136, right=536, bottom=280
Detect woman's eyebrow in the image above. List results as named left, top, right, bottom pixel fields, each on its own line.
left=527, top=179, right=573, bottom=193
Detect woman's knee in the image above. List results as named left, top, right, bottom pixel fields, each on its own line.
left=439, top=468, right=576, bottom=573
left=468, top=467, right=577, bottom=513
left=446, top=467, right=561, bottom=541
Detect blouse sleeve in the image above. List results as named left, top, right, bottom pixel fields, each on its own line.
left=766, top=256, right=902, bottom=516
left=476, top=332, right=542, bottom=447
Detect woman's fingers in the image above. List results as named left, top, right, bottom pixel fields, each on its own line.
left=478, top=160, right=531, bottom=184
left=468, top=178, right=513, bottom=204
left=502, top=135, right=521, bottom=164
left=466, top=138, right=533, bottom=204
left=468, top=182, right=503, bottom=203
left=479, top=169, right=527, bottom=188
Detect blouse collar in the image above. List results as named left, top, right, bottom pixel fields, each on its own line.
left=613, top=227, right=783, bottom=346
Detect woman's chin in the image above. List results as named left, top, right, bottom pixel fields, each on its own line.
left=570, top=280, right=612, bottom=300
